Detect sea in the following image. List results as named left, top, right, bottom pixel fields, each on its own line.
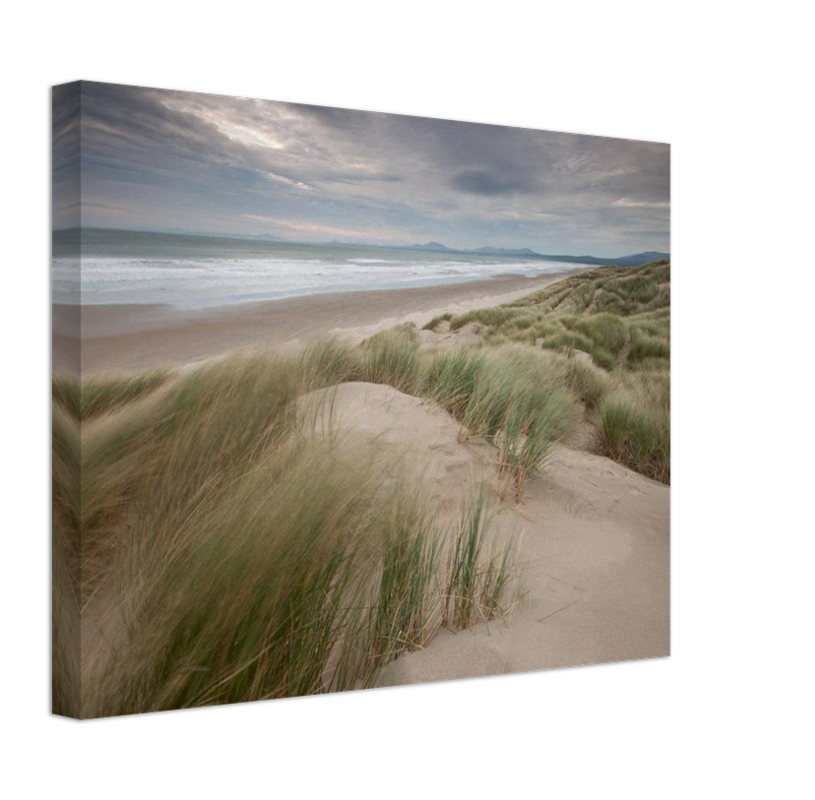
left=52, top=228, right=576, bottom=310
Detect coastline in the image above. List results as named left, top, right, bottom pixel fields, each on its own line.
left=56, top=268, right=587, bottom=374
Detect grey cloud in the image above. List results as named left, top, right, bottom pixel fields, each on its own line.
left=450, top=169, right=535, bottom=197
left=52, top=83, right=81, bottom=227
left=53, top=82, right=670, bottom=254
left=52, top=83, right=81, bottom=170
left=320, top=171, right=405, bottom=186
left=80, top=84, right=394, bottom=199
left=366, top=173, right=404, bottom=183
left=289, top=103, right=364, bottom=129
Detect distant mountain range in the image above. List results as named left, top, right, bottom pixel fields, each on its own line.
left=56, top=227, right=668, bottom=267
left=406, top=243, right=540, bottom=257
left=535, top=250, right=670, bottom=267
left=403, top=241, right=669, bottom=266
left=404, top=241, right=453, bottom=252
left=474, top=246, right=540, bottom=257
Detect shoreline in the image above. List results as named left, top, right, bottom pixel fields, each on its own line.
left=56, top=268, right=586, bottom=375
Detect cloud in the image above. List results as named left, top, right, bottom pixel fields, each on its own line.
left=450, top=170, right=535, bottom=196
left=52, top=81, right=670, bottom=254
left=241, top=214, right=405, bottom=242
left=52, top=83, right=82, bottom=227
left=612, top=198, right=671, bottom=209
left=264, top=171, right=311, bottom=190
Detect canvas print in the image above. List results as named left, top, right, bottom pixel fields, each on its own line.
left=52, top=81, right=670, bottom=719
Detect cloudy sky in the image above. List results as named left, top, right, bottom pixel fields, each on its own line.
left=53, top=81, right=670, bottom=256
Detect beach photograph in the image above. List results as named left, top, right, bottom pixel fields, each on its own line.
left=52, top=81, right=670, bottom=719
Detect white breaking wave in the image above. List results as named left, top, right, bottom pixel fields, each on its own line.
left=52, top=255, right=573, bottom=309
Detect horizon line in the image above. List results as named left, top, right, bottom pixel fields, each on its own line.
left=51, top=225, right=670, bottom=262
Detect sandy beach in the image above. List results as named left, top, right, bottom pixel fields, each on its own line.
left=54, top=270, right=585, bottom=374
left=52, top=308, right=79, bottom=375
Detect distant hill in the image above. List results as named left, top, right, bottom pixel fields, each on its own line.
left=475, top=246, right=540, bottom=257
left=538, top=251, right=670, bottom=267
left=403, top=241, right=669, bottom=265
left=405, top=241, right=454, bottom=252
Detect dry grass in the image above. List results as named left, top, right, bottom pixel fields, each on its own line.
left=54, top=349, right=521, bottom=717
left=429, top=261, right=670, bottom=483
left=52, top=402, right=81, bottom=717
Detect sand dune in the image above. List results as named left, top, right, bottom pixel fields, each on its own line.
left=383, top=444, right=670, bottom=683
left=298, top=380, right=669, bottom=683
left=298, top=382, right=494, bottom=508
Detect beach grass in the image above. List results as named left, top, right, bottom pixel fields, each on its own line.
left=51, top=402, right=81, bottom=717
left=57, top=346, right=526, bottom=717
left=361, top=324, right=421, bottom=392
left=350, top=495, right=444, bottom=684
left=444, top=491, right=517, bottom=629
left=422, top=312, right=452, bottom=331
left=110, top=441, right=367, bottom=710
left=419, top=343, right=580, bottom=498
left=80, top=370, right=170, bottom=418
left=427, top=261, right=670, bottom=482
left=595, top=369, right=670, bottom=483
left=52, top=373, right=81, bottom=420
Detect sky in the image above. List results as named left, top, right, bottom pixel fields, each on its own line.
left=53, top=81, right=670, bottom=256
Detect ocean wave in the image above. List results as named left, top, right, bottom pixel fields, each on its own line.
left=52, top=254, right=575, bottom=309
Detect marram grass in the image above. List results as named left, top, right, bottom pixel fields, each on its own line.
left=432, top=260, right=671, bottom=482
left=51, top=403, right=81, bottom=717
left=54, top=348, right=526, bottom=717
